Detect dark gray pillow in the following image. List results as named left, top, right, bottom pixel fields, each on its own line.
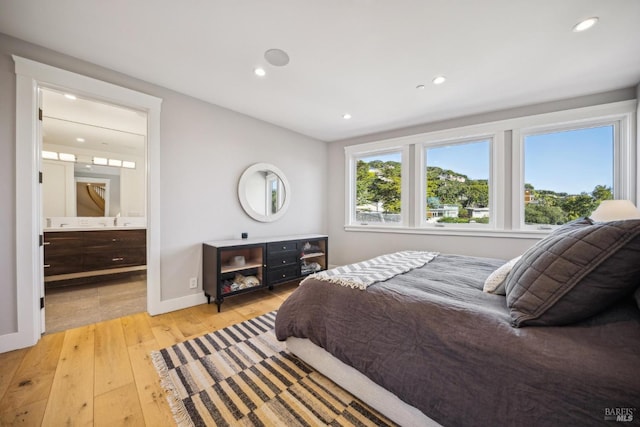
left=505, top=218, right=640, bottom=327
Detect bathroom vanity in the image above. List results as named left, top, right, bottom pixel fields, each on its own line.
left=44, top=226, right=146, bottom=284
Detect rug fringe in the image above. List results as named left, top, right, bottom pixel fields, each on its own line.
left=151, top=350, right=194, bottom=427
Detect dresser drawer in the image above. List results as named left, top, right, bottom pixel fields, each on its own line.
left=267, top=241, right=298, bottom=255
left=267, top=253, right=298, bottom=268
left=267, top=265, right=298, bottom=285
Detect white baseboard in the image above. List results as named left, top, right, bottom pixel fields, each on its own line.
left=0, top=331, right=38, bottom=353
left=147, top=292, right=207, bottom=316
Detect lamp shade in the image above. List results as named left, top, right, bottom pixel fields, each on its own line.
left=590, top=200, right=640, bottom=222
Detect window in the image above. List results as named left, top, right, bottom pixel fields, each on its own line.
left=522, top=125, right=614, bottom=227
left=423, top=139, right=491, bottom=226
left=345, top=100, right=634, bottom=236
left=353, top=151, right=403, bottom=225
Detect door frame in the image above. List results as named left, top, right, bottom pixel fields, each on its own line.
left=11, top=56, right=162, bottom=350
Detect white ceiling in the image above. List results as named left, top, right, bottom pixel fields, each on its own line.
left=1, top=0, right=639, bottom=142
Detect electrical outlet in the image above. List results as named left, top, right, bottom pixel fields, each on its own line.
left=189, top=277, right=198, bottom=289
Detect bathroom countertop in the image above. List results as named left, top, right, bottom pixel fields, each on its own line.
left=44, top=226, right=146, bottom=232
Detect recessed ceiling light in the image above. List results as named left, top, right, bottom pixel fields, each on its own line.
left=254, top=67, right=266, bottom=77
left=64, top=94, right=77, bottom=100
left=343, top=113, right=352, bottom=120
left=76, top=137, right=85, bottom=142
left=573, top=17, right=598, bottom=32
left=416, top=84, right=425, bottom=90
left=264, top=49, right=290, bottom=67
left=432, top=76, right=446, bottom=85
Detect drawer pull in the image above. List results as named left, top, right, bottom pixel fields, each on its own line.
left=112, top=257, right=124, bottom=261
left=282, top=260, right=286, bottom=264
left=112, top=239, right=118, bottom=242
left=43, top=241, right=50, bottom=246
left=44, top=264, right=50, bottom=268
left=282, top=246, right=286, bottom=249
left=282, top=274, right=286, bottom=278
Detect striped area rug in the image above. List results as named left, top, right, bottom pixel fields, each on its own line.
left=151, top=311, right=397, bottom=426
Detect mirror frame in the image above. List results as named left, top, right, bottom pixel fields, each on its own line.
left=238, top=162, right=291, bottom=222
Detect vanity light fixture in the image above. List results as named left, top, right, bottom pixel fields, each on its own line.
left=42, top=150, right=76, bottom=162
left=343, top=113, right=352, bottom=120
left=42, top=151, right=59, bottom=160
left=573, top=17, right=598, bottom=32
left=432, top=76, right=446, bottom=85
left=64, top=93, right=77, bottom=100
left=254, top=67, right=266, bottom=77
left=58, top=153, right=76, bottom=162
left=93, top=156, right=135, bottom=169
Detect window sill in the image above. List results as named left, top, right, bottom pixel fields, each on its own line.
left=344, top=224, right=547, bottom=239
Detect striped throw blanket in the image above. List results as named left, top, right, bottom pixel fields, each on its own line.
left=303, top=251, right=439, bottom=290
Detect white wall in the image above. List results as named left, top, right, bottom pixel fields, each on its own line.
left=0, top=33, right=327, bottom=336
left=327, top=88, right=637, bottom=266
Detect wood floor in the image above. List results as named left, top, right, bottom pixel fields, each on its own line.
left=0, top=282, right=298, bottom=426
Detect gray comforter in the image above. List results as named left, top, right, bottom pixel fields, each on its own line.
left=275, top=254, right=640, bottom=427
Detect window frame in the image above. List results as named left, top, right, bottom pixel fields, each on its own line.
left=345, top=142, right=410, bottom=228
left=512, top=107, right=634, bottom=231
left=416, top=133, right=502, bottom=230
left=344, top=100, right=636, bottom=237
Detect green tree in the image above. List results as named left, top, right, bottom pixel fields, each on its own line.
left=525, top=203, right=567, bottom=225
left=373, top=161, right=401, bottom=213
left=355, top=160, right=376, bottom=208
left=561, top=193, right=597, bottom=220
left=591, top=185, right=612, bottom=202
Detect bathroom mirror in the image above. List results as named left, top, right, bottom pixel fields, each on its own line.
left=238, top=163, right=290, bottom=222
left=41, top=88, right=147, bottom=220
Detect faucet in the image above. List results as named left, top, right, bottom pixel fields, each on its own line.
left=113, top=217, right=118, bottom=226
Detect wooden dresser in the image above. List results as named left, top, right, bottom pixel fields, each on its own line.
left=44, top=229, right=146, bottom=283
left=203, top=234, right=328, bottom=311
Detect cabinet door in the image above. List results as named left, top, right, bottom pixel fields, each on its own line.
left=217, top=245, right=265, bottom=296
left=299, top=238, right=328, bottom=276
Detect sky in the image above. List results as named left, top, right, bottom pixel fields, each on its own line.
left=360, top=125, right=614, bottom=195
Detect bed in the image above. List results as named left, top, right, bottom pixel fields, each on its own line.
left=275, top=219, right=640, bottom=426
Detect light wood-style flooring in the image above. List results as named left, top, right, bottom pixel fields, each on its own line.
left=0, top=282, right=297, bottom=426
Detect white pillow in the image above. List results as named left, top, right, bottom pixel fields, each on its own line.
left=483, top=256, right=522, bottom=295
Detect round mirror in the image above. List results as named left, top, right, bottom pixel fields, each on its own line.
left=238, top=163, right=291, bottom=222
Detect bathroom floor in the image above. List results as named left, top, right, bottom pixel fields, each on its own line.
left=44, top=273, right=147, bottom=334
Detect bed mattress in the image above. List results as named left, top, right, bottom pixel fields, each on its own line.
left=275, top=254, right=640, bottom=426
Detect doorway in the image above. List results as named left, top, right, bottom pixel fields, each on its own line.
left=40, top=86, right=148, bottom=333
left=12, top=55, right=163, bottom=350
